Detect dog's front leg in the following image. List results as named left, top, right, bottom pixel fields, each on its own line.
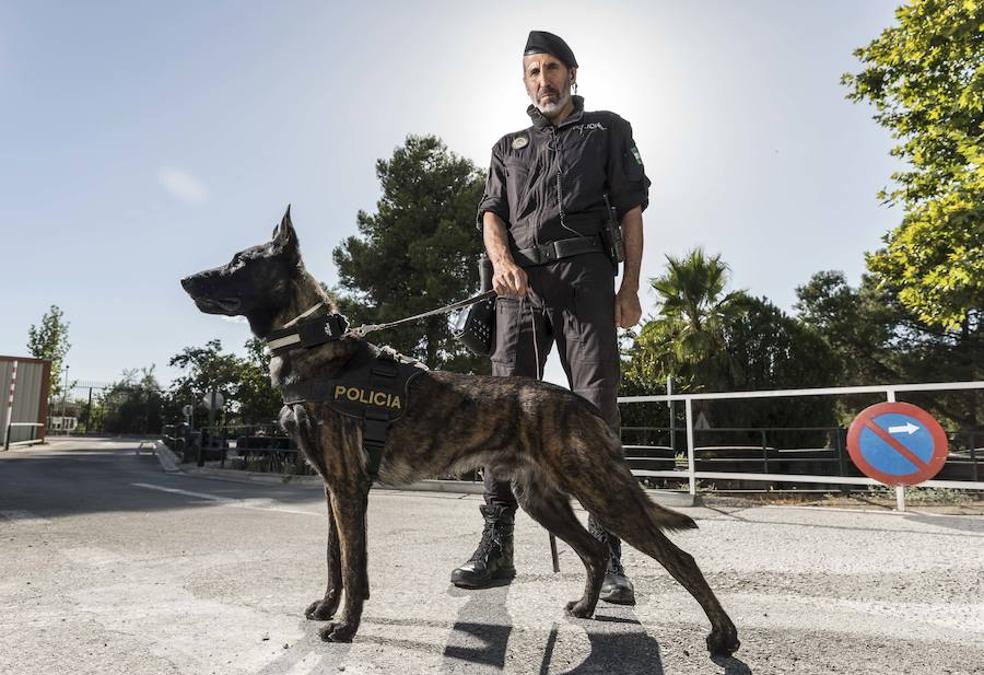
left=317, top=478, right=371, bottom=643
left=305, top=484, right=342, bottom=621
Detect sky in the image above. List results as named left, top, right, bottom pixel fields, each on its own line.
left=0, top=0, right=903, bottom=390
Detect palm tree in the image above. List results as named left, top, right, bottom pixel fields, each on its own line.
left=624, top=249, right=744, bottom=393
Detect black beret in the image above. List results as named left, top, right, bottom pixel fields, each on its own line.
left=524, top=30, right=577, bottom=69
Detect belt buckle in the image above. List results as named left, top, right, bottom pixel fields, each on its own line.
left=545, top=241, right=561, bottom=262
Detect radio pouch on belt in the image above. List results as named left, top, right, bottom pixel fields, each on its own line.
left=453, top=255, right=496, bottom=356
left=599, top=193, right=625, bottom=269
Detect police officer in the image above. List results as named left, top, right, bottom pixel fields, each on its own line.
left=451, top=31, right=651, bottom=605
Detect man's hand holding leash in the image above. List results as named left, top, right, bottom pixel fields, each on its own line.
left=483, top=211, right=529, bottom=298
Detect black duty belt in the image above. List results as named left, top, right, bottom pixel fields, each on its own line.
left=511, top=235, right=604, bottom=267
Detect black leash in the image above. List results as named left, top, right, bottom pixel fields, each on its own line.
left=346, top=290, right=497, bottom=339
left=267, top=290, right=497, bottom=356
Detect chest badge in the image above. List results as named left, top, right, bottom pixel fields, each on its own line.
left=511, top=135, right=529, bottom=150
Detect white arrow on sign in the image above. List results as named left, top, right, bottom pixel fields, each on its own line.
left=888, top=422, right=920, bottom=435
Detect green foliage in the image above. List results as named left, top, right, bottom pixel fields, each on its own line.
left=238, top=337, right=285, bottom=424
left=795, top=270, right=984, bottom=428
left=623, top=249, right=742, bottom=393
left=843, top=0, right=984, bottom=329
left=622, top=250, right=838, bottom=443
left=95, top=367, right=163, bottom=434
left=794, top=271, right=901, bottom=385
left=332, top=135, right=489, bottom=372
left=164, top=338, right=282, bottom=427
left=26, top=304, right=71, bottom=400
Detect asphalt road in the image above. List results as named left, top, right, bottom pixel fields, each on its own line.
left=1, top=439, right=982, bottom=675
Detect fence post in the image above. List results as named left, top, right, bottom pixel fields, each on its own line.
left=761, top=429, right=769, bottom=474
left=969, top=431, right=978, bottom=483
left=667, top=376, right=675, bottom=452
left=685, top=398, right=696, bottom=496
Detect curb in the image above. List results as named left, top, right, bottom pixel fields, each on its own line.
left=150, top=441, right=183, bottom=474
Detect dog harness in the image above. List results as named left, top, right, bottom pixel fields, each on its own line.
left=266, top=311, right=425, bottom=479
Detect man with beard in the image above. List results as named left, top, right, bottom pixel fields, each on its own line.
left=450, top=30, right=651, bottom=605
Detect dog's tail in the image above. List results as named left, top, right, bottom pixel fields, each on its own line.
left=646, top=499, right=698, bottom=532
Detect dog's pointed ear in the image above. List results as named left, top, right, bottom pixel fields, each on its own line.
left=271, top=205, right=299, bottom=254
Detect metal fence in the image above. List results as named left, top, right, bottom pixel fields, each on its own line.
left=162, top=422, right=311, bottom=475
left=619, top=380, right=984, bottom=511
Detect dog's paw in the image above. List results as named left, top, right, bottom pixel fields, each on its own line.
left=706, top=627, right=740, bottom=657
left=305, top=595, right=339, bottom=621
left=318, top=620, right=357, bottom=643
left=564, top=599, right=594, bottom=619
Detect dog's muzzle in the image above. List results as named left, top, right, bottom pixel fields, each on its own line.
left=180, top=276, right=243, bottom=315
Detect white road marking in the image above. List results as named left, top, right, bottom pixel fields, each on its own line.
left=131, top=483, right=320, bottom=517
left=131, top=483, right=231, bottom=502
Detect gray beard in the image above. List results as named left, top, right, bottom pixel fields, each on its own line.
left=531, top=87, right=572, bottom=119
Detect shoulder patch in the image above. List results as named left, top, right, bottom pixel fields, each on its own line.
left=511, top=135, right=529, bottom=150
left=630, top=146, right=643, bottom=166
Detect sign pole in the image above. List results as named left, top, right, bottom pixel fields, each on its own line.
left=884, top=389, right=906, bottom=512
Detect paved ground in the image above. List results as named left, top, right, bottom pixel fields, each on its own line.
left=1, top=439, right=982, bottom=675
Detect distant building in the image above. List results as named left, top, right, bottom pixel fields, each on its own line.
left=1, top=355, right=50, bottom=448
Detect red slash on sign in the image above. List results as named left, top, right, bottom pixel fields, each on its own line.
left=846, top=402, right=948, bottom=486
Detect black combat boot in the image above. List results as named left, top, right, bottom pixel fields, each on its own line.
left=450, top=504, right=516, bottom=588
left=589, top=514, right=636, bottom=605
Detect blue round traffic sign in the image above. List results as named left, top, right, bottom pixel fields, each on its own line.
left=847, top=402, right=948, bottom=486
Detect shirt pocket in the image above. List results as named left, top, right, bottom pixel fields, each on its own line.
left=504, top=159, right=534, bottom=221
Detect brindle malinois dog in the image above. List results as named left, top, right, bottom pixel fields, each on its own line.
left=180, top=209, right=739, bottom=657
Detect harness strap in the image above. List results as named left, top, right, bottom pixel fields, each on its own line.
left=362, top=410, right=389, bottom=479
left=511, top=235, right=604, bottom=268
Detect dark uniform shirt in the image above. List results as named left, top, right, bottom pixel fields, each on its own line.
left=477, top=95, right=651, bottom=251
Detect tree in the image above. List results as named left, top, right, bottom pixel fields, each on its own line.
left=96, top=367, right=163, bottom=434
left=27, top=305, right=71, bottom=400
left=794, top=271, right=901, bottom=385
left=238, top=337, right=285, bottom=425
left=796, top=270, right=984, bottom=429
left=165, top=339, right=245, bottom=427
left=623, top=251, right=838, bottom=442
left=624, top=249, right=742, bottom=393
left=163, top=339, right=283, bottom=429
left=842, top=0, right=984, bottom=330
left=333, top=135, right=488, bottom=372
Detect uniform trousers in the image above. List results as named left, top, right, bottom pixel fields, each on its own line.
left=484, top=252, right=621, bottom=508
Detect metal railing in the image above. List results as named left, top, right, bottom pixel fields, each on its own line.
left=3, top=422, right=45, bottom=450
left=618, top=380, right=984, bottom=511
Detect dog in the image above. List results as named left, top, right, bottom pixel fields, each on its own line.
left=180, top=208, right=740, bottom=657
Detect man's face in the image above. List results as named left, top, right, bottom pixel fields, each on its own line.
left=523, top=53, right=575, bottom=118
